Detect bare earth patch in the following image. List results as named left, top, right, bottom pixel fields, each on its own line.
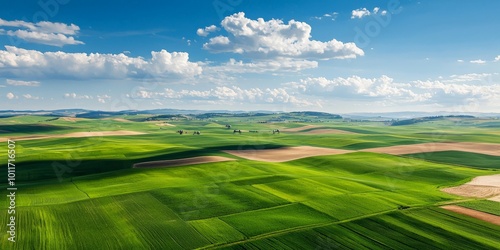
left=441, top=205, right=500, bottom=225
left=360, top=142, right=500, bottom=156
left=442, top=174, right=500, bottom=202
left=223, top=146, right=353, bottom=162
left=489, top=196, right=500, bottom=202
left=0, top=130, right=146, bottom=142
left=133, top=156, right=235, bottom=168
left=60, top=117, right=81, bottom=122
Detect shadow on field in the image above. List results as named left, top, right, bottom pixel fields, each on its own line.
left=0, top=144, right=287, bottom=183
left=0, top=124, right=73, bottom=133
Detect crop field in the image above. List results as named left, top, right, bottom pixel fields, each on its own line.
left=405, top=151, right=500, bottom=170
left=0, top=113, right=499, bottom=249
left=457, top=200, right=500, bottom=216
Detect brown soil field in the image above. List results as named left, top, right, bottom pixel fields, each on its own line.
left=488, top=196, right=500, bottom=202
left=133, top=156, right=235, bottom=168
left=361, top=142, right=500, bottom=156
left=60, top=117, right=81, bottom=122
left=0, top=130, right=146, bottom=142
left=441, top=205, right=500, bottom=225
left=442, top=174, right=500, bottom=201
left=223, top=146, right=353, bottom=162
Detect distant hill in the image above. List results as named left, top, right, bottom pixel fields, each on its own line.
left=389, top=115, right=476, bottom=126
left=1, top=109, right=499, bottom=119
left=289, top=111, right=342, bottom=119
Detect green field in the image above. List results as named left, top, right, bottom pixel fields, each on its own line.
left=405, top=151, right=500, bottom=170
left=457, top=200, right=500, bottom=216
left=1, top=114, right=499, bottom=249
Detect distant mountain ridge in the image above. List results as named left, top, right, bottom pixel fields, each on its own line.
left=0, top=109, right=498, bottom=119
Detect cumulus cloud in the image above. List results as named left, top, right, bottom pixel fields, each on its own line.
left=0, top=18, right=83, bottom=46
left=351, top=7, right=387, bottom=19
left=196, top=25, right=219, bottom=36
left=0, top=46, right=202, bottom=79
left=22, top=94, right=39, bottom=100
left=470, top=59, right=486, bottom=64
left=211, top=58, right=318, bottom=73
left=445, top=73, right=493, bottom=83
left=6, top=79, right=40, bottom=87
left=6, top=92, right=16, bottom=99
left=133, top=86, right=317, bottom=107
left=495, top=55, right=500, bottom=62
left=288, top=73, right=500, bottom=107
left=203, top=12, right=364, bottom=60
left=351, top=8, right=371, bottom=19
left=291, top=75, right=429, bottom=102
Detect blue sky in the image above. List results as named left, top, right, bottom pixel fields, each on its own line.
left=1, top=0, right=499, bottom=113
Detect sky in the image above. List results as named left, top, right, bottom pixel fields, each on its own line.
left=0, top=0, right=499, bottom=113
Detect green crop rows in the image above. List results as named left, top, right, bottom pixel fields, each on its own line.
left=0, top=114, right=499, bottom=249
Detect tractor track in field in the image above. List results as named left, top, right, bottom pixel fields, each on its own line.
left=71, top=178, right=91, bottom=199
left=198, top=207, right=403, bottom=250
left=198, top=200, right=498, bottom=250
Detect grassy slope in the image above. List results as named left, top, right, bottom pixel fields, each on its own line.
left=0, top=116, right=499, bottom=249
left=405, top=151, right=500, bottom=170
left=457, top=200, right=500, bottom=216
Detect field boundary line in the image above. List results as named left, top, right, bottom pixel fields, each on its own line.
left=71, top=178, right=91, bottom=199
left=199, top=208, right=401, bottom=249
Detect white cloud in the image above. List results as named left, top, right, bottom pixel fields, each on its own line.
left=412, top=80, right=500, bottom=102
left=286, top=73, right=500, bottom=108
left=457, top=59, right=464, bottom=63
left=0, top=18, right=82, bottom=46
left=6, top=30, right=83, bottom=46
left=6, top=79, right=40, bottom=86
left=351, top=7, right=387, bottom=19
left=292, top=75, right=429, bottom=102
left=470, top=59, right=486, bottom=64
left=495, top=55, right=500, bottom=62
left=211, top=58, right=318, bottom=73
left=22, top=94, right=39, bottom=100
left=0, top=46, right=202, bottom=79
left=351, top=8, right=371, bottom=19
left=196, top=25, right=219, bottom=37
left=64, top=93, right=92, bottom=99
left=445, top=73, right=493, bottom=83
left=203, top=12, right=364, bottom=60
left=133, top=86, right=317, bottom=107
left=206, top=35, right=230, bottom=46
left=97, top=94, right=111, bottom=103
left=312, top=12, right=339, bottom=21
left=6, top=92, right=16, bottom=99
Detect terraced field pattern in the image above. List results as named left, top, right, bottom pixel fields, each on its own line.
left=0, top=114, right=499, bottom=249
